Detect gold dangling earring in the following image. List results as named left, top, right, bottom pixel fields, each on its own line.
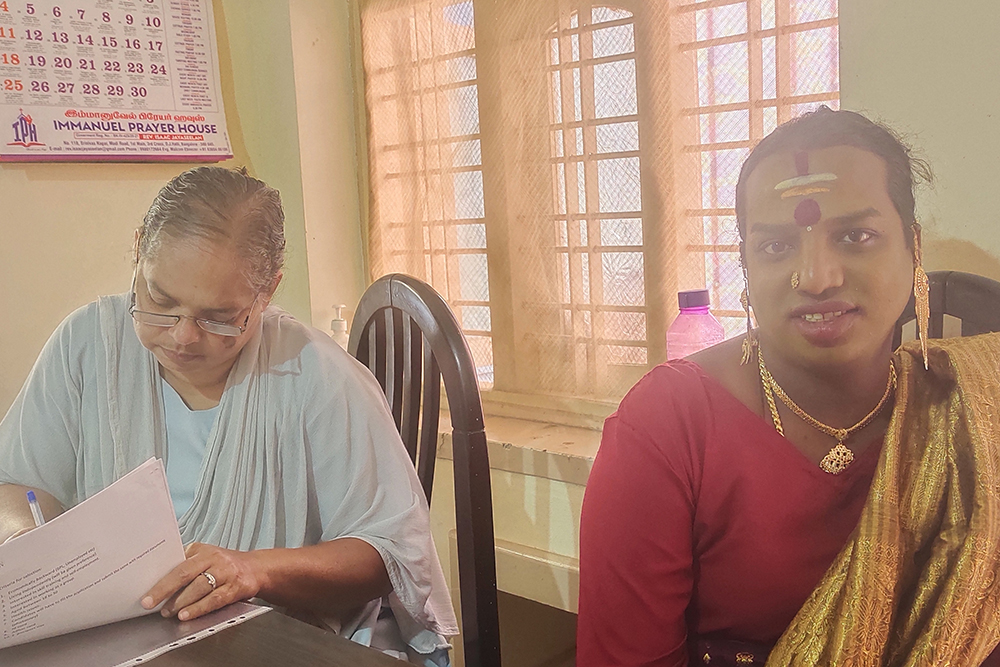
left=740, top=274, right=756, bottom=365
left=912, top=222, right=930, bottom=370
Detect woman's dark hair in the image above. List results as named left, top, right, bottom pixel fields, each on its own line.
left=137, top=166, right=285, bottom=293
left=735, top=106, right=932, bottom=246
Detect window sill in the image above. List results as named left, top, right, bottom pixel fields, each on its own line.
left=437, top=409, right=601, bottom=487
left=479, top=389, right=617, bottom=432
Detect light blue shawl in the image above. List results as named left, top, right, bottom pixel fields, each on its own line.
left=0, top=294, right=458, bottom=658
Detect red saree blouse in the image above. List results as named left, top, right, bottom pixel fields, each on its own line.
left=577, top=360, right=882, bottom=666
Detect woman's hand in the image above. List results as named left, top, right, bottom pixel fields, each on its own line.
left=141, top=542, right=266, bottom=621
left=143, top=538, right=391, bottom=623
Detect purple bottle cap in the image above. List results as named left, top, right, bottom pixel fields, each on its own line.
left=678, top=289, right=711, bottom=309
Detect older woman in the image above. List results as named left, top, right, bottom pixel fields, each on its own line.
left=0, top=167, right=457, bottom=665
left=578, top=108, right=1000, bottom=666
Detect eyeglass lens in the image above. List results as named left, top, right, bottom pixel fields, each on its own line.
left=130, top=311, right=244, bottom=337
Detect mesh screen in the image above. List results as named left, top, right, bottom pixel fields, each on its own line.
left=361, top=0, right=494, bottom=388
left=360, top=0, right=839, bottom=401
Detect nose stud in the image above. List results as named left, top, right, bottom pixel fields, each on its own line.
left=791, top=272, right=800, bottom=289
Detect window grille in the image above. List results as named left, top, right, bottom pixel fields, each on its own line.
left=361, top=0, right=495, bottom=387
left=548, top=6, right=647, bottom=392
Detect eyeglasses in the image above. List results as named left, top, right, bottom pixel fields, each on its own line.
left=129, top=265, right=258, bottom=337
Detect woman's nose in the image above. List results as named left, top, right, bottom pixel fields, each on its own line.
left=796, top=240, right=844, bottom=296
left=169, top=317, right=203, bottom=346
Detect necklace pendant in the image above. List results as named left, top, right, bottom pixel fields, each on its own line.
left=819, top=442, right=855, bottom=475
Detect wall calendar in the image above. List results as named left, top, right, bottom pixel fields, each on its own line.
left=0, top=0, right=231, bottom=161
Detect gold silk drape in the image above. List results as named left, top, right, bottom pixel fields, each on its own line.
left=768, top=333, right=1000, bottom=666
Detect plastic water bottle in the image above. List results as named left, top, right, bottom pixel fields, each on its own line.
left=666, top=289, right=725, bottom=360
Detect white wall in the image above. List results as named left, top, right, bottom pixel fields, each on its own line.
left=289, top=0, right=368, bottom=335
left=840, top=0, right=1000, bottom=280
left=0, top=163, right=180, bottom=413
left=218, top=0, right=313, bottom=321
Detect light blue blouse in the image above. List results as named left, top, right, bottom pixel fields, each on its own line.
left=160, top=376, right=219, bottom=520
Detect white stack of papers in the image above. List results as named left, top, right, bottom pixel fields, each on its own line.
left=0, top=458, right=186, bottom=649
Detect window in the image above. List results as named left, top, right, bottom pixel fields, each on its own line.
left=549, top=7, right=648, bottom=389
left=361, top=0, right=494, bottom=387
left=359, top=0, right=840, bottom=402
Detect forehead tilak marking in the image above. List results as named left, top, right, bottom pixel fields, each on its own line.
left=780, top=184, right=831, bottom=199
left=795, top=150, right=809, bottom=176
left=766, top=151, right=826, bottom=228
left=774, top=150, right=837, bottom=197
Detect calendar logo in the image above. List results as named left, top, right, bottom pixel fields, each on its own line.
left=9, top=109, right=44, bottom=148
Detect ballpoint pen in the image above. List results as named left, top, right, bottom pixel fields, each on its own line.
left=26, top=490, right=45, bottom=528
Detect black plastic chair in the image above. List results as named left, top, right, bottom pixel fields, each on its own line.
left=349, top=273, right=501, bottom=667
left=893, top=270, right=1000, bottom=348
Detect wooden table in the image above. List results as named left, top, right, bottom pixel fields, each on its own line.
left=151, top=610, right=401, bottom=667
left=1, top=607, right=403, bottom=667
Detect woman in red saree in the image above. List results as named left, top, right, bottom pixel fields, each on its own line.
left=578, top=108, right=1000, bottom=666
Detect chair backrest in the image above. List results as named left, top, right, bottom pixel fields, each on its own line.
left=893, top=271, right=1000, bottom=348
left=349, top=273, right=501, bottom=667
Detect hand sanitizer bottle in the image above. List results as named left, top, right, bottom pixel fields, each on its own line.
left=330, top=305, right=350, bottom=349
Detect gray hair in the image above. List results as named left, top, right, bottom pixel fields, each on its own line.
left=137, top=166, right=285, bottom=293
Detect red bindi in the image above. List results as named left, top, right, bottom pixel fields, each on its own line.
left=794, top=198, right=821, bottom=227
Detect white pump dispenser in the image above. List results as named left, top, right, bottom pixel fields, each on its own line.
left=330, top=305, right=349, bottom=349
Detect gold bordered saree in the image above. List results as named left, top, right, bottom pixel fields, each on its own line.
left=767, top=333, right=1000, bottom=666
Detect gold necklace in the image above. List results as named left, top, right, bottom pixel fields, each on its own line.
left=757, top=349, right=896, bottom=475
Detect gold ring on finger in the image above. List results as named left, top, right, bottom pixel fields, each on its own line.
left=201, top=571, right=217, bottom=590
